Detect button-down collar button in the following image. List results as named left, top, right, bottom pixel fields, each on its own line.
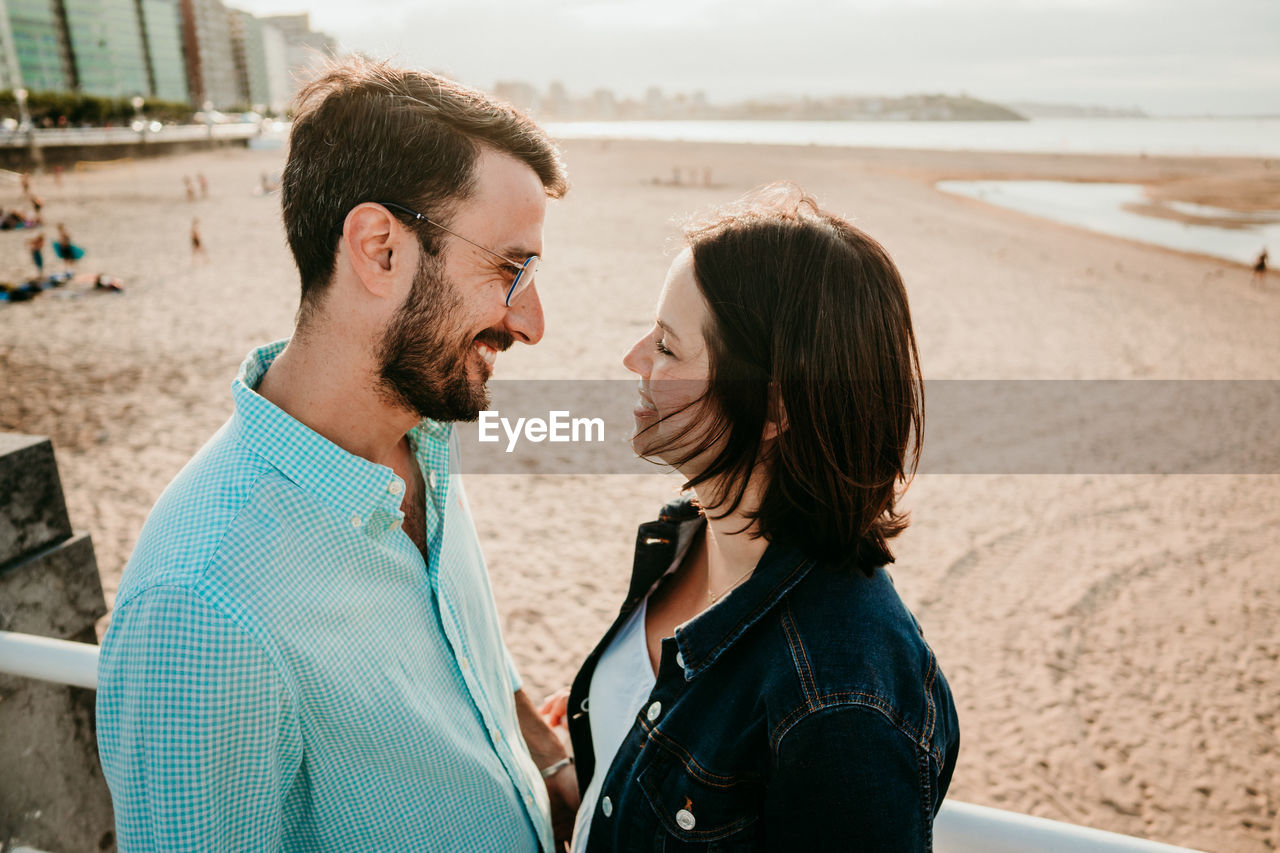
left=388, top=480, right=403, bottom=496
left=675, top=651, right=685, bottom=669
left=350, top=514, right=362, bottom=529
left=646, top=701, right=662, bottom=722
left=391, top=518, right=402, bottom=530
left=675, top=808, right=696, bottom=831
left=459, top=656, right=471, bottom=672
left=601, top=796, right=613, bottom=818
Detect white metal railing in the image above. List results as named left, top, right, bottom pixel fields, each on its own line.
left=0, top=630, right=1206, bottom=852
left=0, top=629, right=98, bottom=689
left=934, top=801, right=1205, bottom=852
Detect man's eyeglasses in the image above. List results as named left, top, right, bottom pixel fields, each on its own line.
left=379, top=201, right=539, bottom=307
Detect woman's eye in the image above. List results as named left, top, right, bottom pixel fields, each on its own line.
left=655, top=338, right=673, bottom=356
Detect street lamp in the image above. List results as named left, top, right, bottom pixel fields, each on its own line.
left=202, top=99, right=214, bottom=142
left=15, top=88, right=29, bottom=130
left=131, top=95, right=146, bottom=142
left=15, top=88, right=41, bottom=168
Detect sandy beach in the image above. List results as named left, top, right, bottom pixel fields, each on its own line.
left=2, top=138, right=1278, bottom=851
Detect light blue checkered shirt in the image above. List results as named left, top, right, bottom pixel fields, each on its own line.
left=97, top=340, right=552, bottom=852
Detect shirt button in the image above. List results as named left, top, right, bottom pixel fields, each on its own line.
left=676, top=808, right=696, bottom=831
left=601, top=796, right=613, bottom=818
left=675, top=651, right=685, bottom=668
left=388, top=480, right=403, bottom=496
left=646, top=701, right=662, bottom=722
left=459, top=656, right=471, bottom=672
left=350, top=514, right=362, bottom=528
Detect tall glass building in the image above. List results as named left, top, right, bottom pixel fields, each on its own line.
left=4, top=0, right=73, bottom=92
left=228, top=8, right=266, bottom=109
left=180, top=0, right=236, bottom=108
left=138, top=0, right=186, bottom=102
left=61, top=0, right=150, bottom=98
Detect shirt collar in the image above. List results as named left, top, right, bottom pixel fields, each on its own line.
left=229, top=340, right=453, bottom=531
left=640, top=497, right=817, bottom=681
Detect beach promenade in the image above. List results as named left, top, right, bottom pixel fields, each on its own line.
left=1, top=139, right=1277, bottom=851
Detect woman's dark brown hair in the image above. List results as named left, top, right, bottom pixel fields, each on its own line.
left=656, top=183, right=923, bottom=574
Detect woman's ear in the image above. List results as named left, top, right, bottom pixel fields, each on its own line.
left=763, top=382, right=789, bottom=442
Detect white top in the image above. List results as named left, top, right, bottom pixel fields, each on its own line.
left=570, top=519, right=701, bottom=853
left=569, top=599, right=656, bottom=853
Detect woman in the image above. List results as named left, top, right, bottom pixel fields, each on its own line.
left=543, top=184, right=959, bottom=850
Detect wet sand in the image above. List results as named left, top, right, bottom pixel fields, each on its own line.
left=1, top=139, right=1277, bottom=851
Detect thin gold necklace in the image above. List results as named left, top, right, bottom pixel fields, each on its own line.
left=708, top=563, right=755, bottom=604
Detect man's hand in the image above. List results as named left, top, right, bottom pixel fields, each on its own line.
left=515, top=688, right=581, bottom=851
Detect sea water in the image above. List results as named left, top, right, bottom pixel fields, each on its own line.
left=936, top=180, right=1278, bottom=265
left=547, top=117, right=1280, bottom=159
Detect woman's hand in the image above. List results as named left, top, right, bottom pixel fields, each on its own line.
left=538, top=687, right=571, bottom=732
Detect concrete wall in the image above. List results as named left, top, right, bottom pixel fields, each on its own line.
left=0, top=434, right=115, bottom=853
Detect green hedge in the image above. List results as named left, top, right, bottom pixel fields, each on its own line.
left=0, top=91, right=196, bottom=125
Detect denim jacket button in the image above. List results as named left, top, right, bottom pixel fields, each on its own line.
left=646, top=701, right=662, bottom=722
left=675, top=809, right=696, bottom=831
left=674, top=651, right=684, bottom=668
left=601, top=796, right=613, bottom=818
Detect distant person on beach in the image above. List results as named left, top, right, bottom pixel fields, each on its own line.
left=540, top=184, right=959, bottom=851
left=190, top=217, right=206, bottom=262
left=183, top=175, right=195, bottom=201
left=197, top=171, right=208, bottom=198
left=1254, top=248, right=1268, bottom=287
left=52, top=222, right=83, bottom=270
left=96, top=57, right=573, bottom=853
left=27, top=232, right=44, bottom=275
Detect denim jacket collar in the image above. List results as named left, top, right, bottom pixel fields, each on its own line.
left=637, top=497, right=817, bottom=682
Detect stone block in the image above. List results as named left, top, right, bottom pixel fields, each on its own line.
left=0, top=534, right=106, bottom=638
left=0, top=675, right=116, bottom=852
left=0, top=435, right=72, bottom=567
left=0, top=433, right=114, bottom=851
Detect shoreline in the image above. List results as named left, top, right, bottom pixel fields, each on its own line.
left=1, top=140, right=1277, bottom=851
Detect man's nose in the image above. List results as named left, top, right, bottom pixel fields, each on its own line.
left=505, top=282, right=545, bottom=345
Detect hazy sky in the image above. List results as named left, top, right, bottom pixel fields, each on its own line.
left=232, top=0, right=1279, bottom=116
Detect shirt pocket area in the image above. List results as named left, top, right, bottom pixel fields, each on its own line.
left=636, top=745, right=764, bottom=847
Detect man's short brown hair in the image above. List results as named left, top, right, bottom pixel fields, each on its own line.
left=282, top=56, right=567, bottom=313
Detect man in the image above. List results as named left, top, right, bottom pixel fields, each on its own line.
left=97, top=58, right=576, bottom=851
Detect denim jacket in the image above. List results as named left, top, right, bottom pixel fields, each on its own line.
left=568, top=498, right=959, bottom=851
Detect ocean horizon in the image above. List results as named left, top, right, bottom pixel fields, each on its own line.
left=546, top=117, right=1280, bottom=158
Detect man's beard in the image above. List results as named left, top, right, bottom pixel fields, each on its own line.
left=375, top=253, right=510, bottom=422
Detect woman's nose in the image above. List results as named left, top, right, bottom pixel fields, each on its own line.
left=622, top=332, right=651, bottom=376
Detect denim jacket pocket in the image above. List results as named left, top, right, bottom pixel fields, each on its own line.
left=636, top=743, right=764, bottom=848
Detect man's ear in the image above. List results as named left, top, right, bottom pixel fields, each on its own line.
left=339, top=203, right=415, bottom=298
